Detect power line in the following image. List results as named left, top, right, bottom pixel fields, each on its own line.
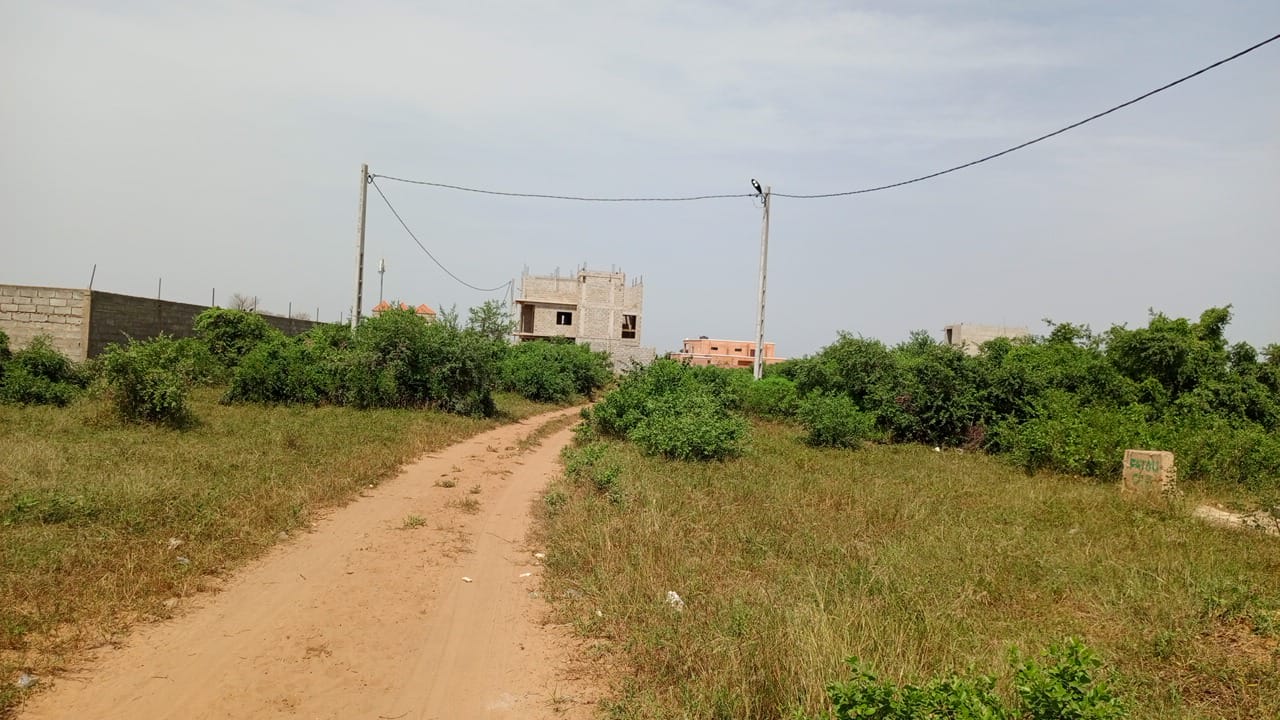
left=368, top=177, right=513, bottom=293
left=370, top=173, right=754, bottom=202
left=368, top=32, right=1277, bottom=203
left=775, top=31, right=1280, bottom=199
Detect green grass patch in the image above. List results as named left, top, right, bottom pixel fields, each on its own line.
left=0, top=388, right=559, bottom=716
left=537, top=421, right=1280, bottom=719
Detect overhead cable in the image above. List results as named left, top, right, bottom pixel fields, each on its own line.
left=368, top=178, right=513, bottom=293
left=369, top=32, right=1278, bottom=202
left=775, top=31, right=1280, bottom=198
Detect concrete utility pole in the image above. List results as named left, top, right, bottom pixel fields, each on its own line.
left=378, top=258, right=386, bottom=304
left=351, top=163, right=370, bottom=330
left=753, top=182, right=771, bottom=380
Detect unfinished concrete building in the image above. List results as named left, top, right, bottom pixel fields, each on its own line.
left=943, top=323, right=1030, bottom=356
left=514, top=268, right=656, bottom=370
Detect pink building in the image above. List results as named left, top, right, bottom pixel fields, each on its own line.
left=669, top=337, right=785, bottom=369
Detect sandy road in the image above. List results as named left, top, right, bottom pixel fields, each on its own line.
left=21, top=408, right=598, bottom=720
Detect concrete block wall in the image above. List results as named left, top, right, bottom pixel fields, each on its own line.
left=586, top=339, right=656, bottom=372
left=87, top=291, right=320, bottom=358
left=526, top=304, right=577, bottom=338
left=943, top=323, right=1030, bottom=356
left=520, top=275, right=578, bottom=304
left=0, top=285, right=90, bottom=361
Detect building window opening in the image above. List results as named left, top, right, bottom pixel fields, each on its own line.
left=710, top=346, right=719, bottom=351
left=621, top=314, right=637, bottom=339
left=556, top=311, right=573, bottom=326
left=945, top=328, right=953, bottom=344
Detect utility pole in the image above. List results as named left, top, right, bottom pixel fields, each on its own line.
left=753, top=182, right=771, bottom=380
left=378, top=258, right=386, bottom=304
left=351, top=163, right=370, bottom=330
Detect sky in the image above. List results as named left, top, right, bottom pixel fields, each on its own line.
left=2, top=1, right=1278, bottom=357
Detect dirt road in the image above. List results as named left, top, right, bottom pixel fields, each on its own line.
left=20, top=408, right=598, bottom=720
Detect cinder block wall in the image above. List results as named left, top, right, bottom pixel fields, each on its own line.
left=0, top=285, right=90, bottom=360
left=87, top=291, right=320, bottom=358
left=528, top=305, right=576, bottom=337
left=0, top=284, right=321, bottom=361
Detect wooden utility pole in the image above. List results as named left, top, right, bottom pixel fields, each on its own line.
left=351, top=163, right=370, bottom=330
left=753, top=184, right=771, bottom=380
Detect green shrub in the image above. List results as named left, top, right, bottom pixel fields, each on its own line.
left=1152, top=413, right=1280, bottom=488
left=348, top=308, right=502, bottom=416
left=99, top=337, right=195, bottom=426
left=994, top=392, right=1150, bottom=477
left=169, top=337, right=228, bottom=386
left=798, top=393, right=876, bottom=449
left=501, top=340, right=610, bottom=403
left=0, top=329, right=10, bottom=362
left=824, top=663, right=1007, bottom=720
left=591, top=359, right=692, bottom=438
left=193, top=308, right=277, bottom=366
left=688, top=365, right=753, bottom=410
left=743, top=375, right=800, bottom=418
left=0, top=337, right=85, bottom=406
left=628, top=391, right=748, bottom=461
left=323, top=348, right=399, bottom=409
left=224, top=335, right=324, bottom=404
left=817, top=638, right=1125, bottom=720
left=0, top=365, right=78, bottom=407
left=1013, top=638, right=1126, bottom=720
left=302, top=322, right=355, bottom=352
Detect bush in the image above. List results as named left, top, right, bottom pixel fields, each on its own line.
left=169, top=337, right=228, bottom=386
left=628, top=391, right=748, bottom=461
left=818, top=638, right=1125, bottom=720
left=591, top=359, right=693, bottom=438
left=193, top=308, right=277, bottom=366
left=1013, top=638, right=1126, bottom=720
left=501, top=340, right=611, bottom=403
left=224, top=335, right=324, bottom=404
left=347, top=308, right=503, bottom=416
left=994, top=392, right=1150, bottom=477
left=0, top=337, right=85, bottom=406
left=0, top=365, right=78, bottom=407
left=798, top=393, right=876, bottom=449
left=743, top=375, right=800, bottom=418
left=0, top=329, right=10, bottom=362
left=99, top=337, right=195, bottom=426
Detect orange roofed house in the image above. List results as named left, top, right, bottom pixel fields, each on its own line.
left=669, top=337, right=786, bottom=369
left=371, top=300, right=437, bottom=320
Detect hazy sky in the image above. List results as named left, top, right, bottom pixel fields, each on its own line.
left=2, top=1, right=1277, bottom=356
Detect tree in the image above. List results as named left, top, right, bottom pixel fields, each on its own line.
left=228, top=293, right=255, bottom=311
left=467, top=300, right=515, bottom=343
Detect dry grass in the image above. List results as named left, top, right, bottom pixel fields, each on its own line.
left=536, top=421, right=1280, bottom=720
left=518, top=411, right=584, bottom=452
left=0, top=388, right=558, bottom=715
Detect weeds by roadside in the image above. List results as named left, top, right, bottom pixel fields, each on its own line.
left=536, top=422, right=1280, bottom=719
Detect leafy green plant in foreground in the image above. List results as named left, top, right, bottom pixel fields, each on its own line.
left=819, top=638, right=1124, bottom=720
